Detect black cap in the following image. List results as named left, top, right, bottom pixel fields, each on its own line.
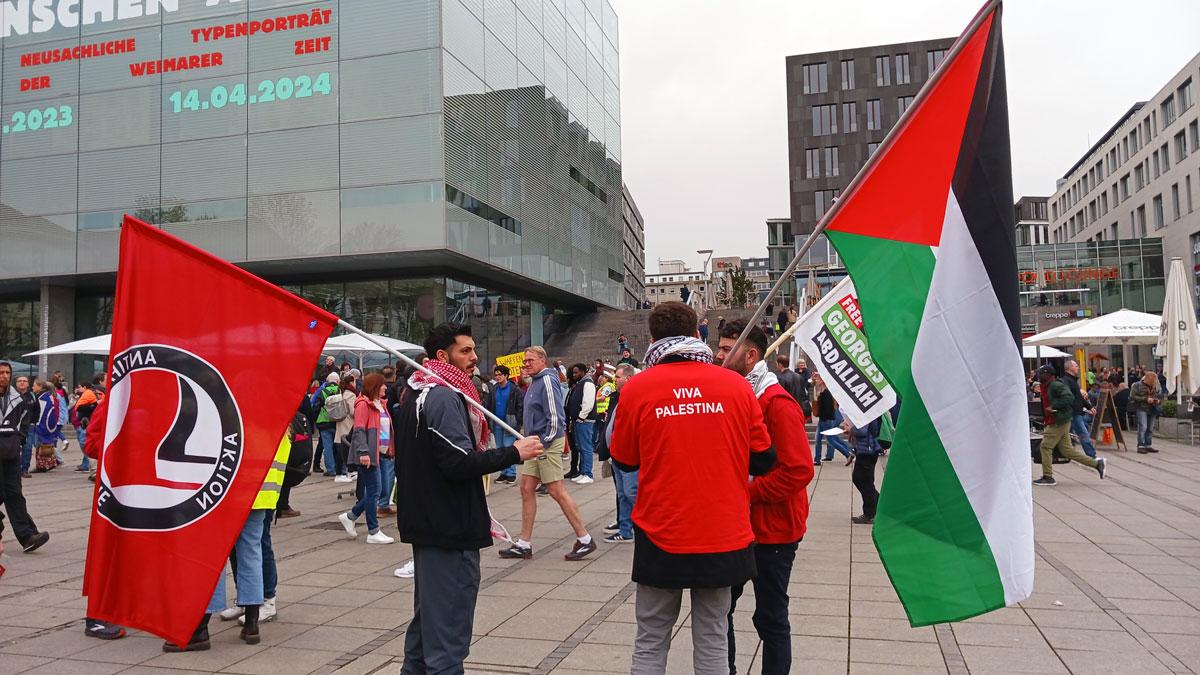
left=1036, top=364, right=1056, bottom=378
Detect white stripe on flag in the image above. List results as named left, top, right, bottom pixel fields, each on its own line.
left=911, top=191, right=1035, bottom=606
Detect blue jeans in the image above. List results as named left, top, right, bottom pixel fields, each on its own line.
left=228, top=510, right=277, bottom=600
left=75, top=425, right=90, bottom=470
left=210, top=508, right=269, bottom=610
left=1071, top=414, right=1096, bottom=458
left=378, top=456, right=396, bottom=508
left=814, top=418, right=851, bottom=461
left=492, top=427, right=518, bottom=478
left=319, top=426, right=338, bottom=475
left=1136, top=409, right=1155, bottom=448
left=613, top=464, right=638, bottom=539
left=573, top=421, right=595, bottom=478
left=20, top=433, right=34, bottom=473
left=350, top=463, right=380, bottom=534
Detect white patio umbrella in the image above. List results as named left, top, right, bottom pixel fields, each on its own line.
left=323, top=333, right=423, bottom=371
left=24, top=334, right=112, bottom=357
left=1021, top=344, right=1068, bottom=359
left=1155, top=257, right=1200, bottom=405
left=1024, top=308, right=1161, bottom=373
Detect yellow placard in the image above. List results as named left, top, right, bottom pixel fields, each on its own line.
left=494, top=351, right=525, bottom=375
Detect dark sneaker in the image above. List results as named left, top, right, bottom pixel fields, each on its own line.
left=74, top=466, right=88, bottom=473
left=85, top=619, right=126, bottom=640
left=563, top=471, right=580, bottom=480
left=498, top=544, right=532, bottom=560
left=851, top=514, right=874, bottom=525
left=278, top=507, right=302, bottom=518
left=1136, top=448, right=1150, bottom=454
left=603, top=522, right=619, bottom=533
left=1033, top=476, right=1057, bottom=486
left=162, top=617, right=211, bottom=652
left=1145, top=446, right=1158, bottom=453
left=21, top=531, right=49, bottom=553
left=1096, top=457, right=1107, bottom=479
left=564, top=539, right=597, bottom=561
left=535, top=484, right=549, bottom=496
left=603, top=533, right=632, bottom=543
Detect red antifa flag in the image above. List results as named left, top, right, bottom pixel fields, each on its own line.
left=83, top=215, right=335, bottom=646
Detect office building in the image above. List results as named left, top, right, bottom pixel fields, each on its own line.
left=774, top=37, right=955, bottom=303
left=0, top=0, right=624, bottom=379
left=644, top=260, right=706, bottom=306
left=1015, top=196, right=1050, bottom=246
left=1050, top=52, right=1199, bottom=307
left=621, top=185, right=646, bottom=308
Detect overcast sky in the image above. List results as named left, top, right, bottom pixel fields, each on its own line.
left=613, top=0, right=1200, bottom=273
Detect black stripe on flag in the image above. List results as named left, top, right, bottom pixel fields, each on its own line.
left=950, top=11, right=1021, bottom=347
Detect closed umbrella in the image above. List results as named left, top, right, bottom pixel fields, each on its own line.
left=1156, top=257, right=1200, bottom=407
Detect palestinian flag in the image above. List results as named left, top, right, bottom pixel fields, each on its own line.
left=825, top=0, right=1034, bottom=626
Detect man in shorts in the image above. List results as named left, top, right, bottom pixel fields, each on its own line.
left=498, top=346, right=596, bottom=561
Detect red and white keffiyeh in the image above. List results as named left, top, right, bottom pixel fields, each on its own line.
left=409, top=359, right=490, bottom=451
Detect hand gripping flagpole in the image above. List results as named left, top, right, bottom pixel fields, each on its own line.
left=335, top=319, right=524, bottom=440
left=722, top=0, right=1002, bottom=369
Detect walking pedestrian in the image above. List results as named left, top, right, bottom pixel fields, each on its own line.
left=1033, top=365, right=1106, bottom=486
left=78, top=394, right=128, bottom=640
left=699, top=317, right=710, bottom=343
left=336, top=373, right=395, bottom=545
left=396, top=323, right=544, bottom=672
left=485, top=365, right=523, bottom=484
left=716, top=321, right=814, bottom=675
left=497, top=347, right=597, bottom=561
left=610, top=302, right=775, bottom=675
left=14, top=375, right=35, bottom=477
left=332, top=375, right=358, bottom=484
left=1063, top=359, right=1097, bottom=459
left=812, top=374, right=852, bottom=464
left=0, top=362, right=50, bottom=554
left=1131, top=372, right=1161, bottom=453
left=313, top=372, right=346, bottom=479
left=565, top=364, right=597, bottom=484
left=848, top=417, right=883, bottom=524
left=600, top=364, right=637, bottom=544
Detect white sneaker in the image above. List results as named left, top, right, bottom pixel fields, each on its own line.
left=218, top=606, right=244, bottom=621
left=338, top=512, right=358, bottom=538
left=574, top=476, right=594, bottom=485
left=394, top=560, right=415, bottom=578
left=238, top=597, right=276, bottom=624
left=366, top=531, right=395, bottom=544
left=333, top=474, right=353, bottom=483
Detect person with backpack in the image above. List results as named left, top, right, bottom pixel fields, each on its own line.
left=336, top=373, right=395, bottom=545
left=847, top=416, right=883, bottom=524
left=313, top=372, right=347, bottom=480
left=278, top=403, right=313, bottom=519
left=331, top=375, right=358, bottom=484
left=32, top=380, right=62, bottom=473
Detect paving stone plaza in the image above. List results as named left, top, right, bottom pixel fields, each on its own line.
left=1, top=433, right=1197, bottom=674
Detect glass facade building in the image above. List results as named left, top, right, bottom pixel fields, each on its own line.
left=0, top=0, right=623, bottom=378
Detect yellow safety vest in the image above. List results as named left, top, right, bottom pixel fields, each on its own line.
left=252, top=437, right=292, bottom=510
left=596, top=382, right=615, bottom=414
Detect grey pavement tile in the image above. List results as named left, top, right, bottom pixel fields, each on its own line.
left=301, top=587, right=390, bottom=608
left=564, top=571, right=632, bottom=588
left=0, top=654, right=52, bottom=674
left=118, top=666, right=222, bottom=675
left=488, top=598, right=605, bottom=641
left=247, top=620, right=313, bottom=648
left=1037, top=625, right=1144, bottom=652
left=1053, top=648, right=1174, bottom=674
left=791, top=583, right=850, bottom=600
left=958, top=645, right=1070, bottom=674
left=471, top=594, right=536, bottom=635
left=0, top=606, right=81, bottom=630
left=959, top=606, right=1034, bottom=625
left=325, top=607, right=407, bottom=631
left=477, top=581, right=558, bottom=599
left=264, top=602, right=354, bottom=626
left=279, top=625, right=388, bottom=653
left=363, top=591, right=415, bottom=611
left=580, top=620, right=636, bottom=646
left=849, top=617, right=936, bottom=643
left=59, top=635, right=165, bottom=665
left=791, top=635, right=849, bottom=662
left=557, top=642, right=630, bottom=672
left=848, top=662, right=948, bottom=674
left=790, top=596, right=848, bottom=617
left=1024, top=608, right=1123, bottom=631
left=949, top=622, right=1048, bottom=648
left=1152, top=632, right=1200, bottom=661
left=1125, top=612, right=1200, bottom=635
left=18, top=657, right=126, bottom=675
left=328, top=652, right=394, bottom=675
left=784, top=613, right=847, bottom=639
left=847, top=638, right=945, bottom=667
left=141, top=639, right=267, bottom=672
left=466, top=635, right=559, bottom=669
left=542, top=582, right=624, bottom=603
left=848, top=600, right=910, bottom=620
left=0, top=625, right=95, bottom=657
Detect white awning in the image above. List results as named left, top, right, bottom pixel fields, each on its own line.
left=1023, top=309, right=1161, bottom=346
left=1021, top=344, right=1069, bottom=359
left=24, top=335, right=112, bottom=357
left=324, top=333, right=422, bottom=354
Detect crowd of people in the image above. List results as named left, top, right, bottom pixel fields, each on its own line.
left=5, top=299, right=1187, bottom=673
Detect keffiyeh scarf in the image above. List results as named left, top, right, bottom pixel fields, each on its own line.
left=643, top=336, right=713, bottom=368
left=409, top=359, right=490, bottom=451
left=744, top=359, right=779, bottom=397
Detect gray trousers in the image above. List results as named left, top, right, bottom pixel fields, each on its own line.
left=401, top=545, right=481, bottom=675
left=632, top=584, right=731, bottom=675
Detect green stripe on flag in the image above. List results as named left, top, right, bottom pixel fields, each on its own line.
left=829, top=231, right=1007, bottom=626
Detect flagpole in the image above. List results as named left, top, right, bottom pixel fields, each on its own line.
left=335, top=319, right=525, bottom=440
left=722, top=0, right=1002, bottom=367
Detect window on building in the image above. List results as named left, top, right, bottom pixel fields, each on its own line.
left=1161, top=142, right=1170, bottom=170
left=1180, top=78, right=1195, bottom=111
left=866, top=99, right=882, bottom=130
left=927, top=49, right=947, bottom=74
left=875, top=55, right=891, bottom=86
left=1188, top=176, right=1195, bottom=214
left=1110, top=222, right=1118, bottom=240
left=1100, top=192, right=1108, bottom=215
left=897, top=95, right=915, bottom=117
left=1130, top=127, right=1139, bottom=151
left=811, top=104, right=837, bottom=136
left=1120, top=174, right=1130, bottom=200
left=805, top=148, right=820, bottom=179
left=1152, top=150, right=1160, bottom=178
left=823, top=146, right=839, bottom=177
left=814, top=189, right=839, bottom=216
left=802, top=62, right=829, bottom=94
left=1152, top=194, right=1165, bottom=229
left=895, top=53, right=911, bottom=84
left=1172, top=184, right=1181, bottom=221
left=842, top=102, right=858, bottom=132
left=1161, top=94, right=1177, bottom=126
left=1135, top=164, right=1145, bottom=190
left=840, top=59, right=855, bottom=90
left=1135, top=205, right=1146, bottom=237
left=1175, top=131, right=1188, bottom=162
left=867, top=141, right=880, bottom=156
left=1190, top=120, right=1199, bottom=152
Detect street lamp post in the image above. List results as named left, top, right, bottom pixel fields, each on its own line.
left=697, top=249, right=714, bottom=312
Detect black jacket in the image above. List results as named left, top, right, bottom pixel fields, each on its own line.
left=565, top=379, right=597, bottom=422
left=1062, top=373, right=1088, bottom=416
left=0, top=386, right=34, bottom=461
left=776, top=369, right=807, bottom=405
left=484, top=381, right=524, bottom=432
left=395, top=385, right=520, bottom=550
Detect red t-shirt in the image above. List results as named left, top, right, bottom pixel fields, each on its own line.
left=611, top=360, right=772, bottom=554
